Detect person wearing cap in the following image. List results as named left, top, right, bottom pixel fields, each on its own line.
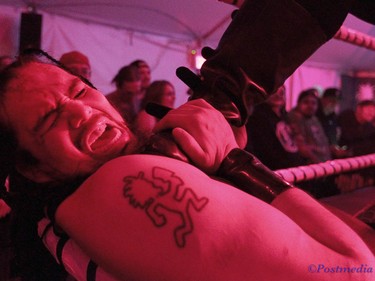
left=339, top=99, right=375, bottom=158
left=316, top=88, right=341, bottom=145
left=317, top=88, right=350, bottom=159
left=336, top=100, right=375, bottom=192
left=130, top=60, right=151, bottom=92
left=130, top=59, right=152, bottom=113
left=59, top=51, right=91, bottom=80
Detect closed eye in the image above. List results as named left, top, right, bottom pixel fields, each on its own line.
left=74, top=89, right=86, bottom=99
left=35, top=109, right=59, bottom=136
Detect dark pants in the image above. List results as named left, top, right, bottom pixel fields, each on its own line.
left=0, top=216, right=14, bottom=281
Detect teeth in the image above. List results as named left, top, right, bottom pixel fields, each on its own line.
left=88, top=123, right=106, bottom=147
left=91, top=126, right=121, bottom=152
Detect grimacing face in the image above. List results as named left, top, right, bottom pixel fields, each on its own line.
left=3, top=61, right=138, bottom=183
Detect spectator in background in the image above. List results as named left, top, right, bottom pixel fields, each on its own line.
left=316, top=87, right=349, bottom=158
left=135, top=80, right=176, bottom=137
left=339, top=99, right=375, bottom=156
left=106, top=64, right=142, bottom=125
left=287, top=88, right=343, bottom=198
left=287, top=88, right=331, bottom=164
left=59, top=51, right=91, bottom=80
left=130, top=59, right=151, bottom=91
left=130, top=59, right=152, bottom=112
left=336, top=100, right=375, bottom=192
left=316, top=88, right=340, bottom=145
left=245, top=85, right=306, bottom=170
left=0, top=55, right=14, bottom=72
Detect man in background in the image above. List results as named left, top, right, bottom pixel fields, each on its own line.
left=59, top=50, right=91, bottom=80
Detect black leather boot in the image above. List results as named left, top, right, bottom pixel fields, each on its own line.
left=145, top=0, right=357, bottom=203
left=177, top=0, right=355, bottom=127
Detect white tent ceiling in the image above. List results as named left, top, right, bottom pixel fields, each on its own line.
left=1, top=0, right=375, bottom=73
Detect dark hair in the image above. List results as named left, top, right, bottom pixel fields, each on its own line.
left=111, top=64, right=140, bottom=89
left=357, top=99, right=375, bottom=108
left=0, top=49, right=94, bottom=280
left=140, top=80, right=174, bottom=110
left=130, top=59, right=149, bottom=69
left=322, top=88, right=340, bottom=99
left=0, top=49, right=94, bottom=201
left=0, top=52, right=44, bottom=196
left=297, top=88, right=319, bottom=104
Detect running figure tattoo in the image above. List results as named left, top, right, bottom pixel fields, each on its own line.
left=123, top=167, right=209, bottom=247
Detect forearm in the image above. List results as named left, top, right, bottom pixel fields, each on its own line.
left=272, top=188, right=374, bottom=262
left=217, top=148, right=374, bottom=265
left=322, top=203, right=375, bottom=256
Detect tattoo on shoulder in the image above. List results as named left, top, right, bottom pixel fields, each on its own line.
left=123, top=166, right=209, bottom=248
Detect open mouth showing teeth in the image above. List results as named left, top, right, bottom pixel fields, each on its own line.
left=88, top=124, right=122, bottom=152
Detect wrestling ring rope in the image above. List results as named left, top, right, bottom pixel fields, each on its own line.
left=275, top=153, right=375, bottom=184
left=334, top=25, right=375, bottom=51
left=274, top=25, right=375, bottom=185
left=2, top=21, right=375, bottom=281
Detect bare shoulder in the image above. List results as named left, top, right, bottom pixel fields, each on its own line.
left=55, top=154, right=273, bottom=280
left=90, top=154, right=211, bottom=186
left=54, top=154, right=342, bottom=280
left=100, top=154, right=199, bottom=170
left=57, top=154, right=214, bottom=214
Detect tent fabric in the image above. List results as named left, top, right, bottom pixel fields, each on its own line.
left=0, top=1, right=374, bottom=108
left=285, top=66, right=341, bottom=110
left=1, top=5, right=191, bottom=106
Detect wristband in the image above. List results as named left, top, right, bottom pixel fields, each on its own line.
left=217, top=148, right=294, bottom=203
